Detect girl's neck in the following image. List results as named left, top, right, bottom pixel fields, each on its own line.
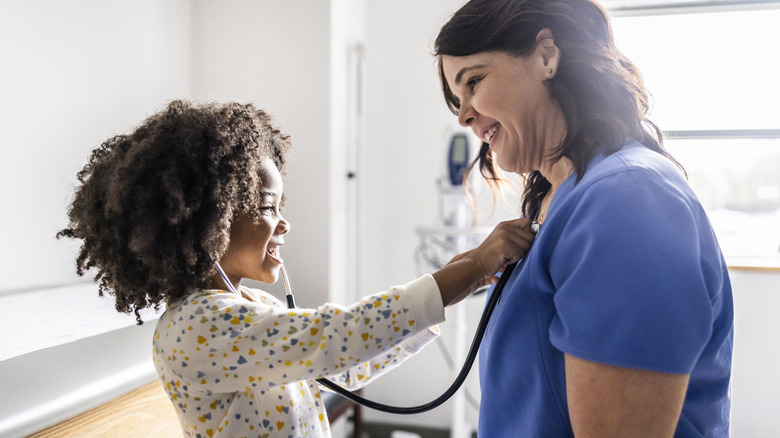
left=210, top=271, right=241, bottom=294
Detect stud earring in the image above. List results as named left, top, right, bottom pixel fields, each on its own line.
left=547, top=68, right=553, bottom=74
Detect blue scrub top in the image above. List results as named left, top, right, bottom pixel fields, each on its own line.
left=478, top=142, right=733, bottom=437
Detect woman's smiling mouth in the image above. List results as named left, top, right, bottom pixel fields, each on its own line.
left=484, top=123, right=500, bottom=143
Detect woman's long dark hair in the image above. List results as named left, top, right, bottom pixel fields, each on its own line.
left=434, top=0, right=682, bottom=217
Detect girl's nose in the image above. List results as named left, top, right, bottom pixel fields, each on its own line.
left=277, top=216, right=290, bottom=235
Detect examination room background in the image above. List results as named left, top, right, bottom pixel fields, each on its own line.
left=0, top=0, right=778, bottom=437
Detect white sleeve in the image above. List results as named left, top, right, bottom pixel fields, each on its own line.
left=323, top=275, right=443, bottom=390
left=154, top=275, right=445, bottom=393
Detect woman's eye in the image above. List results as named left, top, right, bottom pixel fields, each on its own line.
left=466, top=76, right=482, bottom=91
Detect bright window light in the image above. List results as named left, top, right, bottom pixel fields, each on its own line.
left=612, top=8, right=780, bottom=131
left=666, top=137, right=780, bottom=259
left=612, top=8, right=780, bottom=263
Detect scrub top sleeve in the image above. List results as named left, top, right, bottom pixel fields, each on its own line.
left=548, top=170, right=714, bottom=374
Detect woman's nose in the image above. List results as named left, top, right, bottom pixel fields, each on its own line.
left=457, top=101, right=476, bottom=126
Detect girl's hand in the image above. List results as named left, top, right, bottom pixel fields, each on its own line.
left=433, top=218, right=535, bottom=306
left=468, top=218, right=536, bottom=279
left=439, top=249, right=505, bottom=304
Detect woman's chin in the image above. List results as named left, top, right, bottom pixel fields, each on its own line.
left=497, top=158, right=522, bottom=174
left=497, top=154, right=538, bottom=175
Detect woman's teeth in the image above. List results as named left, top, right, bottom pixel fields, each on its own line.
left=485, top=124, right=499, bottom=142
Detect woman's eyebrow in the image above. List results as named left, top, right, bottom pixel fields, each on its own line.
left=454, top=64, right=488, bottom=85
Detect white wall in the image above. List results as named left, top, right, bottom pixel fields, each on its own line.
left=729, top=270, right=780, bottom=436
left=189, top=0, right=369, bottom=307
left=0, top=0, right=354, bottom=306
left=328, top=0, right=368, bottom=304
left=361, top=0, right=481, bottom=430
left=0, top=0, right=192, bottom=293
left=189, top=0, right=333, bottom=306
left=0, top=3, right=191, bottom=435
left=362, top=0, right=462, bottom=294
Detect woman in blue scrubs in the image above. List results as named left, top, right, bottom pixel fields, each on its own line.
left=435, top=0, right=733, bottom=436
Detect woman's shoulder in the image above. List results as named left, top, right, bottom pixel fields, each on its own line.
left=583, top=142, right=685, bottom=187
left=552, top=142, right=704, bottom=235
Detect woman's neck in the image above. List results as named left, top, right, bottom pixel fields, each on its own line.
left=541, top=156, right=573, bottom=190
left=536, top=157, right=573, bottom=224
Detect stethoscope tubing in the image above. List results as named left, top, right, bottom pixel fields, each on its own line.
left=313, top=262, right=517, bottom=414
left=216, top=253, right=520, bottom=414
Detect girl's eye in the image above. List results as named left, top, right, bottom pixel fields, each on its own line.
left=260, top=205, right=276, bottom=215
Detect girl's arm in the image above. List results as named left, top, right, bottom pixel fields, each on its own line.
left=155, top=275, right=444, bottom=394
left=321, top=325, right=439, bottom=391
left=155, top=218, right=534, bottom=394
left=324, top=218, right=535, bottom=391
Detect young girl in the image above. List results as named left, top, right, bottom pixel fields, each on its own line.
left=59, top=100, right=534, bottom=437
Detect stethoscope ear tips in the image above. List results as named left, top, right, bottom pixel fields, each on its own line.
left=214, top=260, right=239, bottom=295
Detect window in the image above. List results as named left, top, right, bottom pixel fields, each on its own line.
left=611, top=6, right=780, bottom=265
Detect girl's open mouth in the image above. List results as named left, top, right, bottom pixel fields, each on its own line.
left=266, top=245, right=283, bottom=264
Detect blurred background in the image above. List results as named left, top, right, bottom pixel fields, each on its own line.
left=1, top=0, right=778, bottom=437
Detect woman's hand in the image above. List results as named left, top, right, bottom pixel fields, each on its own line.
left=432, top=218, right=535, bottom=306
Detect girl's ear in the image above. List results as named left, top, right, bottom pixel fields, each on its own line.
left=535, top=28, right=560, bottom=80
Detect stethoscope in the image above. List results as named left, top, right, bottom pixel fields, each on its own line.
left=213, top=222, right=537, bottom=414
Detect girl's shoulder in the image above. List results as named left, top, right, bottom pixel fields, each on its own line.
left=238, top=286, right=285, bottom=308
left=164, top=287, right=284, bottom=317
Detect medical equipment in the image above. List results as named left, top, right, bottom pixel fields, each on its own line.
left=214, top=260, right=237, bottom=295
left=213, top=262, right=296, bottom=309
left=280, top=265, right=296, bottom=309
left=448, top=133, right=470, bottom=186
left=281, top=252, right=529, bottom=414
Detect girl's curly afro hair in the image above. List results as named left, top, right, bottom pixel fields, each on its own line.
left=58, top=100, right=292, bottom=323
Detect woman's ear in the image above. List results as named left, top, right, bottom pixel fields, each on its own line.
left=536, top=28, right=560, bottom=79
